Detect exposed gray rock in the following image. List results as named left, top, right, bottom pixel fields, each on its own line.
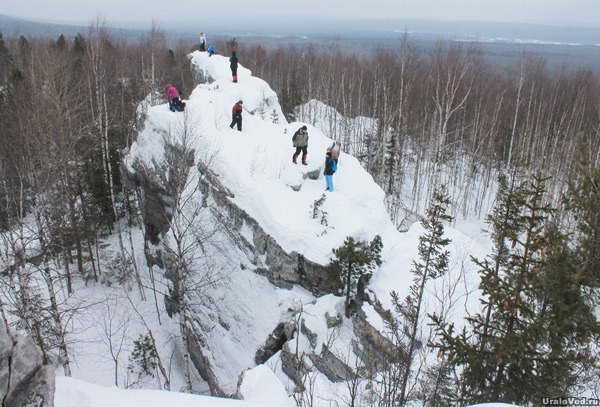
left=288, top=183, right=302, bottom=192
left=255, top=322, right=288, bottom=365
left=304, top=167, right=322, bottom=181
left=189, top=54, right=216, bottom=86
left=122, top=143, right=195, bottom=245
left=352, top=316, right=397, bottom=372
left=0, top=318, right=55, bottom=407
left=197, top=161, right=336, bottom=296
left=0, top=320, right=11, bottom=402
left=280, top=343, right=310, bottom=391
left=309, top=346, right=354, bottom=383
left=186, top=327, right=226, bottom=398
left=324, top=311, right=343, bottom=328
left=300, top=319, right=318, bottom=350
left=5, top=366, right=55, bottom=407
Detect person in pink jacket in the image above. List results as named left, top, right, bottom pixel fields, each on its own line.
left=166, top=84, right=181, bottom=111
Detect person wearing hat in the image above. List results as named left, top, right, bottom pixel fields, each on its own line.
left=292, top=125, right=309, bottom=165
left=230, top=100, right=244, bottom=131
left=230, top=51, right=239, bottom=83
left=199, top=32, right=206, bottom=52
left=327, top=140, right=341, bottom=164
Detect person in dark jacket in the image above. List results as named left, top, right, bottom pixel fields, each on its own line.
left=230, top=100, right=243, bottom=131
left=324, top=151, right=336, bottom=191
left=229, top=51, right=239, bottom=83
left=292, top=125, right=309, bottom=165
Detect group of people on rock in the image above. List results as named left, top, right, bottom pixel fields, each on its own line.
left=166, top=33, right=341, bottom=191
left=199, top=31, right=239, bottom=83
left=293, top=125, right=341, bottom=191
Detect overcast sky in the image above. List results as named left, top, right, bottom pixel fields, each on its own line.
left=2, top=0, right=598, bottom=27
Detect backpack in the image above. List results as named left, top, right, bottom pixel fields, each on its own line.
left=332, top=159, right=337, bottom=172
left=292, top=129, right=300, bottom=142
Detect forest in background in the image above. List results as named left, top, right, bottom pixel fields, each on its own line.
left=1, top=19, right=600, bottom=405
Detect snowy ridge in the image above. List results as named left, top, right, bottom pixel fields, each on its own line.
left=57, top=51, right=491, bottom=406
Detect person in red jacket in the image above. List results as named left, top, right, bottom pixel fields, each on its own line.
left=230, top=100, right=243, bottom=131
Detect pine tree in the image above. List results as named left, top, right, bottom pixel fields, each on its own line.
left=328, top=235, right=383, bottom=317
left=430, top=170, right=600, bottom=405
left=71, top=33, right=86, bottom=55
left=310, top=194, right=328, bottom=225
left=128, top=334, right=158, bottom=378
left=391, top=186, right=453, bottom=406
left=566, top=137, right=600, bottom=290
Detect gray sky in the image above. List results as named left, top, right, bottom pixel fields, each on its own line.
left=2, top=0, right=599, bottom=27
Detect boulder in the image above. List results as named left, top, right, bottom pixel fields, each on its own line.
left=0, top=318, right=55, bottom=407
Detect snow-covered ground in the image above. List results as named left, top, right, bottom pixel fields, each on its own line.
left=55, top=51, right=494, bottom=405
left=56, top=375, right=518, bottom=407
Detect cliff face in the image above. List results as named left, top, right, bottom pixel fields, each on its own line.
left=122, top=106, right=340, bottom=396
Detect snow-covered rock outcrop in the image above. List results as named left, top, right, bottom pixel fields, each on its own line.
left=122, top=51, right=482, bottom=399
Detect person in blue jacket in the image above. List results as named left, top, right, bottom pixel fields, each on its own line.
left=208, top=45, right=217, bottom=57
left=324, top=151, right=336, bottom=191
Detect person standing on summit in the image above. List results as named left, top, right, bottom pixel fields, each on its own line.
left=230, top=100, right=243, bottom=131
left=199, top=32, right=206, bottom=52
left=292, top=125, right=309, bottom=165
left=229, top=51, right=239, bottom=83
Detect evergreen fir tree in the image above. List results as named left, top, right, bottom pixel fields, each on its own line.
left=328, top=235, right=383, bottom=317
left=430, top=170, right=600, bottom=405
left=418, top=359, right=455, bottom=407
left=56, top=34, right=66, bottom=50
left=128, top=334, right=158, bottom=378
left=565, top=137, right=600, bottom=290
left=270, top=109, right=279, bottom=124
left=310, top=194, right=327, bottom=225
left=71, top=33, right=86, bottom=55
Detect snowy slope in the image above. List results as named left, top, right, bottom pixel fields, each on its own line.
left=55, top=376, right=517, bottom=407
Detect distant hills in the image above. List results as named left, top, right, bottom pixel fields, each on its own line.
left=2, top=13, right=599, bottom=73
